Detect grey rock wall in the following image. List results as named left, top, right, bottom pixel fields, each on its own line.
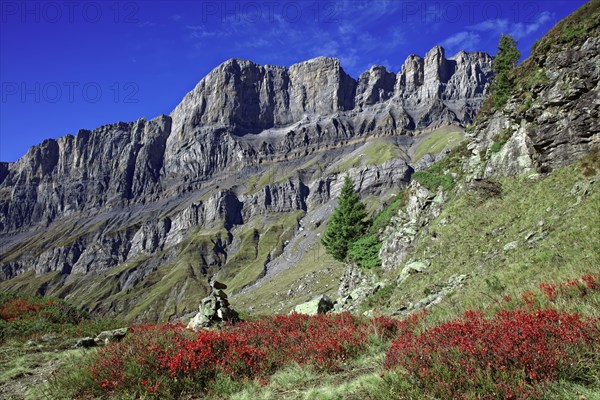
left=0, top=47, right=493, bottom=314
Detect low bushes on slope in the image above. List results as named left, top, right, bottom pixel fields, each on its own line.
left=46, top=275, right=599, bottom=399
left=48, top=312, right=421, bottom=399
left=0, top=292, right=120, bottom=343
left=381, top=274, right=600, bottom=400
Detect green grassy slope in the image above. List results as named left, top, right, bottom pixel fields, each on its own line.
left=221, top=212, right=304, bottom=295
left=231, top=238, right=345, bottom=315
left=378, top=153, right=599, bottom=323
left=412, top=125, right=464, bottom=163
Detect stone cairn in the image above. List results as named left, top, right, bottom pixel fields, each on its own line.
left=187, top=281, right=240, bottom=331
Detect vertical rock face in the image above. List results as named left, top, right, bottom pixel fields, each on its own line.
left=288, top=57, right=357, bottom=118
left=356, top=66, right=397, bottom=107
left=0, top=115, right=171, bottom=231
left=396, top=46, right=493, bottom=127
left=422, top=45, right=452, bottom=98
left=0, top=162, right=9, bottom=185
left=448, top=51, right=492, bottom=99
left=0, top=46, right=493, bottom=318
left=163, top=57, right=360, bottom=180
left=379, top=181, right=446, bottom=271
left=168, top=59, right=290, bottom=135
left=396, top=55, right=425, bottom=93
left=166, top=57, right=356, bottom=141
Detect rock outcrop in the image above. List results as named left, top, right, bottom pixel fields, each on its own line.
left=337, top=263, right=378, bottom=300
left=370, top=2, right=600, bottom=319
left=466, top=18, right=599, bottom=179
left=292, top=295, right=334, bottom=315
left=95, top=328, right=129, bottom=345
left=379, top=181, right=446, bottom=271
left=74, top=327, right=129, bottom=348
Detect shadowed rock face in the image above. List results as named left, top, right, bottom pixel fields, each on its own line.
left=0, top=47, right=493, bottom=318
left=356, top=66, right=397, bottom=107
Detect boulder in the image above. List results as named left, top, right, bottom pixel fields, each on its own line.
left=398, top=261, right=429, bottom=284
left=293, top=295, right=334, bottom=315
left=95, top=328, right=128, bottom=345
left=503, top=241, right=519, bottom=251
left=187, top=312, right=211, bottom=331
left=212, top=280, right=228, bottom=290
left=75, top=337, right=97, bottom=348
left=334, top=280, right=387, bottom=313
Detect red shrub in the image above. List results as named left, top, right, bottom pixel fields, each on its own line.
left=228, top=312, right=367, bottom=370
left=78, top=312, right=372, bottom=398
left=368, top=311, right=425, bottom=340
left=539, top=274, right=599, bottom=302
left=0, top=298, right=47, bottom=320
left=384, top=308, right=599, bottom=399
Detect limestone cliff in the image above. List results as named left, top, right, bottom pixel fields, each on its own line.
left=0, top=46, right=493, bottom=320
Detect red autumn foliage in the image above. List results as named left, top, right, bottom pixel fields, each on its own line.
left=79, top=312, right=382, bottom=398
left=368, top=311, right=425, bottom=340
left=383, top=274, right=600, bottom=399
left=49, top=274, right=599, bottom=399
left=539, top=274, right=599, bottom=302
left=0, top=297, right=53, bottom=321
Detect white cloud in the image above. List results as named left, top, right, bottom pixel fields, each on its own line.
left=469, top=19, right=509, bottom=33
left=509, top=11, right=553, bottom=39
left=170, top=14, right=182, bottom=22
left=389, top=27, right=406, bottom=48
left=185, top=25, right=218, bottom=39
left=342, top=0, right=402, bottom=22
left=312, top=40, right=341, bottom=57
left=338, top=48, right=360, bottom=71
left=338, top=24, right=356, bottom=35
left=441, top=32, right=481, bottom=52
left=183, top=1, right=411, bottom=76
left=468, top=11, right=553, bottom=40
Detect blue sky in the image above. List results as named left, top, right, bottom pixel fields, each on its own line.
left=0, top=0, right=588, bottom=162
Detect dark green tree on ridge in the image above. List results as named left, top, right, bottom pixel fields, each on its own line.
left=321, top=176, right=368, bottom=261
left=492, top=34, right=521, bottom=109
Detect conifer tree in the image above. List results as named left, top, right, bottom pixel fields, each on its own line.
left=492, top=34, right=521, bottom=108
left=321, top=176, right=368, bottom=261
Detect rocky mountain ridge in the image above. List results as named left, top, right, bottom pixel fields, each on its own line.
left=0, top=46, right=491, bottom=233
left=465, top=37, right=599, bottom=179
left=0, top=45, right=493, bottom=320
